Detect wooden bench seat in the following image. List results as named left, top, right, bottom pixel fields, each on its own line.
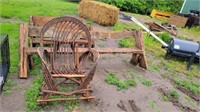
left=26, top=47, right=143, bottom=54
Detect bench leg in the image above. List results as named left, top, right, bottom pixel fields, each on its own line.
left=19, top=23, right=29, bottom=78
left=19, top=47, right=28, bottom=78
left=130, top=54, right=140, bottom=65
left=130, top=53, right=148, bottom=69
left=28, top=55, right=34, bottom=70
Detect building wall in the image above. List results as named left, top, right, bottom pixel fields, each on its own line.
left=180, top=0, right=200, bottom=14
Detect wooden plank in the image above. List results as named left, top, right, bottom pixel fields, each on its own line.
left=146, top=22, right=176, bottom=36
left=41, top=89, right=92, bottom=96
left=30, top=16, right=56, bottom=26
left=51, top=74, right=85, bottom=78
left=26, top=47, right=144, bottom=54
left=31, top=38, right=90, bottom=44
left=91, top=30, right=134, bottom=39
left=169, top=14, right=188, bottom=27
left=37, top=96, right=95, bottom=102
left=19, top=23, right=29, bottom=78
left=153, top=22, right=176, bottom=36
left=28, top=26, right=135, bottom=39
left=30, top=16, right=85, bottom=27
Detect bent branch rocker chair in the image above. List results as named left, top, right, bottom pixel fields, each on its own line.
left=37, top=16, right=100, bottom=104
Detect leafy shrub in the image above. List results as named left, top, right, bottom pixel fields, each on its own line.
left=98, top=0, right=183, bottom=15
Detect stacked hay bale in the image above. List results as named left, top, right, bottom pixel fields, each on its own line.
left=78, top=0, right=119, bottom=26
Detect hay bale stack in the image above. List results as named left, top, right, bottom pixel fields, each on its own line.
left=78, top=0, right=119, bottom=26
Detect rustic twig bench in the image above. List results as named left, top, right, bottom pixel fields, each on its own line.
left=19, top=16, right=148, bottom=78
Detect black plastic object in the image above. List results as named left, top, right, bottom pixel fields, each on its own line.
left=162, top=38, right=200, bottom=70
left=0, top=34, right=10, bottom=92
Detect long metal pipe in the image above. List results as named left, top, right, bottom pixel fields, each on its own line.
left=130, top=16, right=168, bottom=47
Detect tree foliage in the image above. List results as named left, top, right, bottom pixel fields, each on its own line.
left=98, top=0, right=184, bottom=15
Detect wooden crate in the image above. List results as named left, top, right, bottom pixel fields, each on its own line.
left=169, top=14, right=188, bottom=27
left=150, top=9, right=173, bottom=20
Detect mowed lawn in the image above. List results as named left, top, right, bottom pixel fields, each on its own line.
left=0, top=0, right=78, bottom=73
left=0, top=0, right=78, bottom=21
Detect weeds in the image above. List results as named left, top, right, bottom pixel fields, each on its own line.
left=24, top=76, right=43, bottom=111
left=2, top=79, right=16, bottom=94
left=170, top=89, right=179, bottom=100
left=174, top=79, right=200, bottom=94
left=158, top=32, right=171, bottom=44
left=161, top=89, right=179, bottom=103
left=29, top=55, right=42, bottom=75
left=162, top=72, right=170, bottom=78
left=112, top=22, right=136, bottom=31
left=139, top=77, right=152, bottom=87
left=148, top=100, right=161, bottom=112
left=118, top=37, right=135, bottom=48
left=162, top=95, right=169, bottom=101
left=105, top=71, right=136, bottom=90
left=129, top=69, right=152, bottom=87
left=85, top=19, right=94, bottom=25
left=179, top=26, right=200, bottom=36
left=149, top=62, right=160, bottom=72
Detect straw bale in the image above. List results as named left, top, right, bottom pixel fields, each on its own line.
left=78, top=0, right=119, bottom=26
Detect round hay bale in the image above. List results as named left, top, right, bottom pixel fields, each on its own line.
left=78, top=1, right=119, bottom=26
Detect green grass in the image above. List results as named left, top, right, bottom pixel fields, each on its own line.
left=139, top=77, right=152, bottom=87
left=147, top=100, right=161, bottom=112
left=161, top=89, right=179, bottom=102
left=112, top=22, right=137, bottom=31
left=162, top=95, right=169, bottom=101
left=29, top=55, right=42, bottom=75
left=24, top=76, right=43, bottom=111
left=105, top=71, right=136, bottom=90
left=2, top=79, right=16, bottom=94
left=158, top=32, right=171, bottom=44
left=129, top=69, right=152, bottom=87
left=119, top=37, right=135, bottom=48
left=148, top=62, right=161, bottom=72
left=0, top=0, right=78, bottom=21
left=85, top=19, right=94, bottom=25
left=0, top=22, right=19, bottom=73
left=174, top=79, right=200, bottom=94
left=179, top=26, right=200, bottom=36
left=170, top=89, right=179, bottom=100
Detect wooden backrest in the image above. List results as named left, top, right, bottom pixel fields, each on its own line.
left=40, top=16, right=92, bottom=72
left=30, top=16, right=56, bottom=27
left=28, top=16, right=87, bottom=37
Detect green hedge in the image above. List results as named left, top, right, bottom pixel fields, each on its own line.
left=98, top=0, right=184, bottom=15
